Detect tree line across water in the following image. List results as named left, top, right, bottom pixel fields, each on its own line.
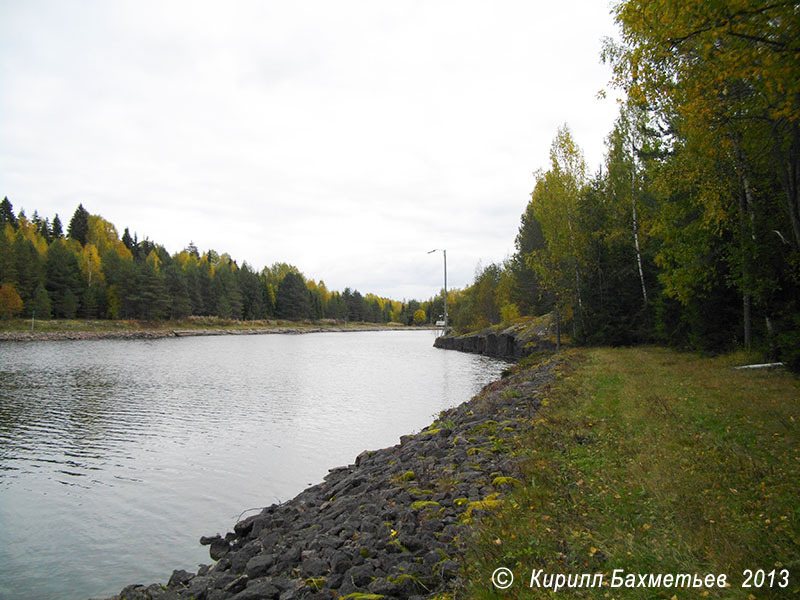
left=2, top=1, right=798, bottom=370
left=436, top=1, right=800, bottom=370
left=0, top=199, right=431, bottom=326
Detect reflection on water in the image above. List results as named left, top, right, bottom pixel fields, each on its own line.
left=0, top=330, right=508, bottom=600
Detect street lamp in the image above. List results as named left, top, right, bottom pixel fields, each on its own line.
left=428, top=248, right=447, bottom=333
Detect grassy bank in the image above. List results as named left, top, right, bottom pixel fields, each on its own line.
left=463, top=347, right=799, bottom=599
left=0, top=316, right=418, bottom=334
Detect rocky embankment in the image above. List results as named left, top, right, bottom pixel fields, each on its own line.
left=433, top=318, right=556, bottom=360
left=99, top=358, right=557, bottom=600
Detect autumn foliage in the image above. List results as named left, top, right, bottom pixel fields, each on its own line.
left=445, top=0, right=800, bottom=370
left=0, top=198, right=431, bottom=326
left=0, top=283, right=23, bottom=319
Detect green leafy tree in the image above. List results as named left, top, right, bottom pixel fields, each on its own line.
left=528, top=126, right=589, bottom=341
left=607, top=0, right=800, bottom=363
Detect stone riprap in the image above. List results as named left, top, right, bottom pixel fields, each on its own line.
left=433, top=319, right=556, bottom=360
left=98, top=358, right=557, bottom=600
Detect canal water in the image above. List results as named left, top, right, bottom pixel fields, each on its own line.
left=0, top=330, right=507, bottom=599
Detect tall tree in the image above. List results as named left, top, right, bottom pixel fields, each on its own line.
left=51, top=214, right=63, bottom=239
left=133, top=261, right=170, bottom=321
left=45, top=239, right=83, bottom=318
left=0, top=283, right=23, bottom=319
left=0, top=197, right=16, bottom=229
left=276, top=271, right=311, bottom=320
left=0, top=228, right=16, bottom=285
left=67, top=204, right=90, bottom=245
left=12, top=236, right=44, bottom=317
left=164, top=264, right=192, bottom=319
left=528, top=126, right=589, bottom=341
left=237, top=262, right=265, bottom=320
left=510, top=201, right=547, bottom=315
left=608, top=0, right=800, bottom=361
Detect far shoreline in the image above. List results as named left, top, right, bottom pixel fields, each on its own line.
left=0, top=318, right=440, bottom=343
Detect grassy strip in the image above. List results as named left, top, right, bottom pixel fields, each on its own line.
left=463, top=347, right=799, bottom=599
left=0, top=316, right=417, bottom=334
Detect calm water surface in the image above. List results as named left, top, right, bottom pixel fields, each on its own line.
left=0, top=330, right=507, bottom=600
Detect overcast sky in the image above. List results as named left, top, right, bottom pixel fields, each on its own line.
left=1, top=1, right=622, bottom=301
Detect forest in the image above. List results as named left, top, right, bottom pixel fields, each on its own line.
left=441, top=1, right=800, bottom=370
left=0, top=199, right=432, bottom=327
left=2, top=1, right=798, bottom=370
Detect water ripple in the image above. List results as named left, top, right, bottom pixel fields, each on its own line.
left=0, top=332, right=509, bottom=600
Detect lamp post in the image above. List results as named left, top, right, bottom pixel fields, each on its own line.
left=428, top=248, right=447, bottom=333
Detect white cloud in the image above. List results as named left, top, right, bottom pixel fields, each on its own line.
left=0, top=0, right=621, bottom=300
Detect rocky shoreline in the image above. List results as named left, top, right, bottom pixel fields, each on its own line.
left=96, top=356, right=558, bottom=600
left=433, top=319, right=556, bottom=360
left=0, top=325, right=430, bottom=343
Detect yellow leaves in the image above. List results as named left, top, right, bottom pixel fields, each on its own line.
left=87, top=215, right=120, bottom=256
left=146, top=249, right=162, bottom=274
left=79, top=243, right=105, bottom=285
left=0, top=283, right=24, bottom=319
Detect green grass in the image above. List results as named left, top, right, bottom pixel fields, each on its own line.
left=0, top=316, right=418, bottom=334
left=463, top=347, right=799, bottom=599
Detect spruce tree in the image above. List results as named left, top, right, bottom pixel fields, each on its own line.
left=51, top=214, right=63, bottom=238
left=12, top=236, right=44, bottom=317
left=122, top=227, right=135, bottom=252
left=135, top=261, right=170, bottom=321
left=33, top=283, right=52, bottom=319
left=0, top=230, right=16, bottom=284
left=45, top=239, right=83, bottom=318
left=67, top=204, right=90, bottom=245
left=0, top=197, right=16, bottom=229
left=276, top=271, right=311, bottom=320
left=164, top=264, right=192, bottom=319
